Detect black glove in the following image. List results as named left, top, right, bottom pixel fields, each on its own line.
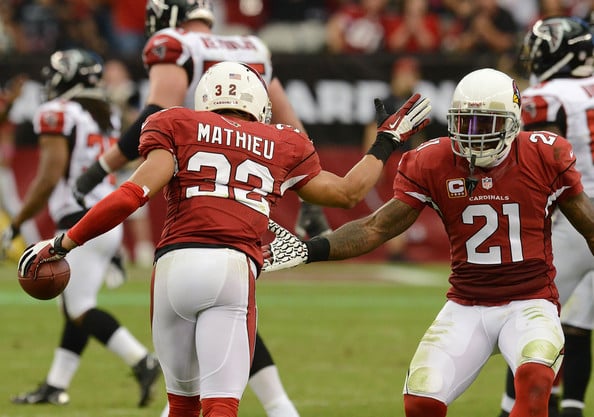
left=295, top=201, right=331, bottom=240
left=367, top=94, right=431, bottom=163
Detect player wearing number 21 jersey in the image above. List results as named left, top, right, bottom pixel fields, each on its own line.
left=262, top=68, right=594, bottom=417
left=396, top=129, right=580, bottom=306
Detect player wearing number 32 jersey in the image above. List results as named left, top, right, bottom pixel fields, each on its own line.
left=142, top=109, right=319, bottom=263
left=17, top=61, right=430, bottom=417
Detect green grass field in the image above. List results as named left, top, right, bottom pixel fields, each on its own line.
left=0, top=260, right=590, bottom=417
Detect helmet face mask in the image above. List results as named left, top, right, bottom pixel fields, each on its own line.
left=194, top=61, right=272, bottom=123
left=448, top=69, right=521, bottom=168
left=42, top=49, right=103, bottom=100
left=145, top=0, right=214, bottom=36
left=520, top=16, right=594, bottom=83
left=448, top=110, right=518, bottom=167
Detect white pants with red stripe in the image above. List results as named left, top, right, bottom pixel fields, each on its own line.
left=152, top=247, right=257, bottom=399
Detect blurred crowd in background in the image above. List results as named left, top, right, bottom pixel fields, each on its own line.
left=1, top=0, right=594, bottom=59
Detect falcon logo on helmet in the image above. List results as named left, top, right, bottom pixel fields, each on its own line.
left=521, top=16, right=594, bottom=83
left=41, top=49, right=104, bottom=100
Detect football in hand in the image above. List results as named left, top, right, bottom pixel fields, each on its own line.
left=18, top=258, right=70, bottom=300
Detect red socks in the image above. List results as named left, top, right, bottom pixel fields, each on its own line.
left=165, top=395, right=239, bottom=417
left=202, top=397, right=240, bottom=417
left=510, top=362, right=555, bottom=417
left=167, top=393, right=200, bottom=417
left=404, top=394, right=447, bottom=417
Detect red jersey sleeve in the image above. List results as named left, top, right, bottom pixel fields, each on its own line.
left=392, top=139, right=447, bottom=211
left=392, top=151, right=430, bottom=210
left=143, top=31, right=186, bottom=68
left=278, top=127, right=321, bottom=191
left=521, top=95, right=552, bottom=127
left=138, top=108, right=178, bottom=157
left=34, top=101, right=69, bottom=136
left=538, top=133, right=583, bottom=200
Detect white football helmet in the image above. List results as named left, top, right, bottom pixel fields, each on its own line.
left=447, top=68, right=521, bottom=168
left=194, top=61, right=272, bottom=123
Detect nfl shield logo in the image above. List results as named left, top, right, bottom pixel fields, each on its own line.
left=482, top=177, right=493, bottom=190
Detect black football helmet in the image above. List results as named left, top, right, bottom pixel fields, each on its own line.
left=520, top=16, right=594, bottom=82
left=145, top=0, right=214, bottom=36
left=42, top=49, right=103, bottom=100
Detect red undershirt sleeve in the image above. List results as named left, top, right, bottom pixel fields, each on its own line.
left=67, top=181, right=150, bottom=246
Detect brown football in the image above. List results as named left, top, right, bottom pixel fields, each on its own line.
left=18, top=258, right=71, bottom=300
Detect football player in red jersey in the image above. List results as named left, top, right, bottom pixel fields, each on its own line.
left=7, top=49, right=161, bottom=407
left=17, top=61, right=430, bottom=417
left=497, top=16, right=594, bottom=417
left=262, top=67, right=594, bottom=417
left=72, top=1, right=332, bottom=416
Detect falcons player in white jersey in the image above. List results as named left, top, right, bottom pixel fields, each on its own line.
left=6, top=49, right=160, bottom=406
left=498, top=16, right=594, bottom=417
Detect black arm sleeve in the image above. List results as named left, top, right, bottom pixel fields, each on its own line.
left=117, top=104, right=163, bottom=160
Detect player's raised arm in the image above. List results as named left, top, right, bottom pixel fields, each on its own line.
left=297, top=94, right=430, bottom=208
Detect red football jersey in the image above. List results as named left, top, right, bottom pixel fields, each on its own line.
left=393, top=131, right=583, bottom=306
left=139, top=108, right=321, bottom=266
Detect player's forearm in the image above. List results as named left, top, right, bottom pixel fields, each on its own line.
left=340, top=155, right=385, bottom=206
left=324, top=217, right=387, bottom=260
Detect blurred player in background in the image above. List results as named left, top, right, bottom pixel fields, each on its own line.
left=0, top=74, right=40, bottom=257
left=497, top=16, right=594, bottom=417
left=4, top=48, right=160, bottom=407
left=262, top=67, right=594, bottom=417
left=102, top=58, right=155, bottom=268
left=71, top=1, right=332, bottom=416
left=16, top=61, right=430, bottom=417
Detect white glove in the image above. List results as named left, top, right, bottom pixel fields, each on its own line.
left=262, top=220, right=309, bottom=273
left=18, top=234, right=69, bottom=278
left=376, top=93, right=431, bottom=143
